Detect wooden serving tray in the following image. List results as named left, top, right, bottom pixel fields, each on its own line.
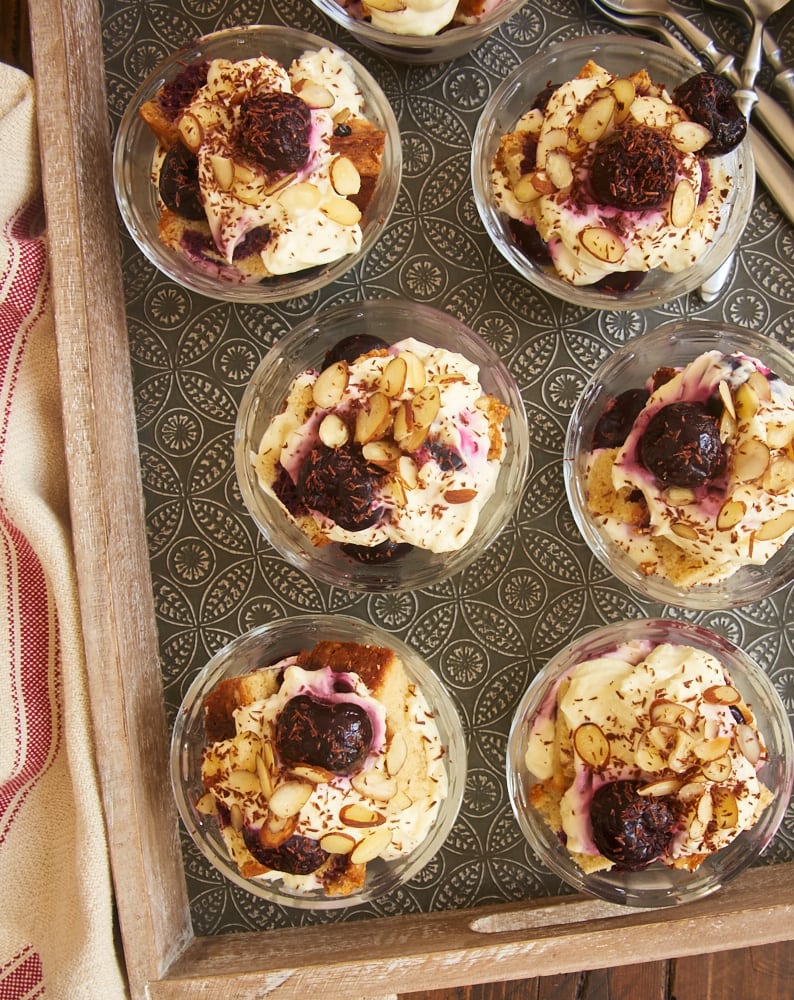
left=28, top=0, right=794, bottom=995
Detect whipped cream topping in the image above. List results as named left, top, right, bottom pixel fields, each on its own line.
left=346, top=0, right=502, bottom=36
left=253, top=337, right=507, bottom=553
left=525, top=641, right=769, bottom=868
left=491, top=62, right=736, bottom=286
left=592, top=351, right=794, bottom=585
left=203, top=658, right=447, bottom=892
left=165, top=49, right=367, bottom=276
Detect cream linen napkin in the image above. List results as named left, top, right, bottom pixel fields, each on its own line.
left=0, top=63, right=127, bottom=999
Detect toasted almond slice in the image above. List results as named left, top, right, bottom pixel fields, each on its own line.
left=696, top=790, right=714, bottom=825
left=177, top=112, right=203, bottom=153
left=350, top=825, right=393, bottom=865
left=320, top=194, right=362, bottom=227
left=573, top=722, right=610, bottom=768
left=411, top=385, right=441, bottom=429
left=399, top=425, right=429, bottom=453
left=195, top=791, right=218, bottom=815
left=536, top=127, right=568, bottom=169
left=630, top=95, right=675, bottom=128
left=392, top=400, right=413, bottom=442
left=577, top=92, right=616, bottom=142
left=670, top=120, right=712, bottom=153
left=649, top=699, right=698, bottom=731
left=735, top=381, right=760, bottom=421
left=688, top=816, right=707, bottom=841
left=259, top=813, right=298, bottom=848
left=703, top=684, right=741, bottom=705
left=313, top=360, right=349, bottom=409
left=256, top=753, right=274, bottom=801
left=381, top=356, right=407, bottom=397
left=401, top=350, right=427, bottom=393
left=279, top=181, right=321, bottom=215
left=713, top=788, right=740, bottom=830
left=386, top=732, right=408, bottom=776
left=610, top=78, right=636, bottom=124
left=261, top=737, right=276, bottom=773
left=768, top=419, right=794, bottom=449
left=192, top=101, right=226, bottom=130
left=718, top=380, right=736, bottom=419
left=362, top=439, right=401, bottom=466
left=670, top=179, right=696, bottom=228
left=513, top=173, right=546, bottom=202
left=210, top=153, right=234, bottom=192
left=719, top=407, right=737, bottom=443
left=233, top=177, right=266, bottom=206
left=226, top=769, right=262, bottom=796
left=545, top=149, right=574, bottom=190
left=748, top=369, right=772, bottom=401
left=351, top=771, right=398, bottom=802
left=364, top=0, right=407, bottom=10
left=678, top=779, right=706, bottom=802
left=319, top=832, right=357, bottom=854
left=764, top=456, right=794, bottom=493
left=444, top=488, right=478, bottom=504
left=736, top=723, right=763, bottom=765
left=398, top=455, right=419, bottom=489
left=700, top=754, right=733, bottom=782
left=391, top=789, right=414, bottom=811
left=263, top=171, right=297, bottom=196
left=694, top=736, right=731, bottom=762
left=330, top=155, right=361, bottom=196
left=268, top=780, right=313, bottom=820
left=668, top=729, right=696, bottom=773
left=206, top=58, right=235, bottom=95
left=318, top=413, right=349, bottom=449
left=717, top=498, right=746, bottom=531
left=339, top=802, right=386, bottom=828
left=756, top=508, right=794, bottom=541
left=230, top=802, right=244, bottom=832
left=635, top=730, right=667, bottom=772
left=290, top=763, right=334, bottom=784
left=663, top=486, right=695, bottom=507
left=733, top=439, right=770, bottom=482
left=671, top=520, right=698, bottom=540
left=355, top=391, right=391, bottom=445
left=579, top=226, right=624, bottom=263
left=637, top=777, right=681, bottom=797
left=296, top=82, right=335, bottom=109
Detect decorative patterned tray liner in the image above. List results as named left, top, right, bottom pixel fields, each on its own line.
left=101, top=0, right=794, bottom=935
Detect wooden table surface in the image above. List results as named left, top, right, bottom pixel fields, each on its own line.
left=5, top=1, right=793, bottom=997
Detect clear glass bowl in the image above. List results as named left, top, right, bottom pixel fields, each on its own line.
left=171, top=614, right=467, bottom=909
left=234, top=299, right=528, bottom=591
left=471, top=35, right=755, bottom=311
left=310, top=0, right=527, bottom=64
left=112, top=25, right=401, bottom=303
left=507, top=618, right=794, bottom=908
left=564, top=320, right=794, bottom=609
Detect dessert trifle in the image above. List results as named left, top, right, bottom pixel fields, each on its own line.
left=113, top=26, right=401, bottom=301
left=171, top=615, right=466, bottom=907
left=472, top=37, right=753, bottom=310
left=507, top=620, right=793, bottom=907
left=565, top=322, right=794, bottom=608
left=235, top=301, right=529, bottom=591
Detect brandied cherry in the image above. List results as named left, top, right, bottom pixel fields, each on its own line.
left=590, top=780, right=678, bottom=871
left=243, top=829, right=328, bottom=874
left=323, top=334, right=389, bottom=367
left=673, top=73, right=747, bottom=155
left=296, top=443, right=384, bottom=531
left=639, top=402, right=725, bottom=487
left=591, top=388, right=650, bottom=449
left=275, top=694, right=373, bottom=773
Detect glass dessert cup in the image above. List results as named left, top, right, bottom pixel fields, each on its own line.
left=471, top=35, right=754, bottom=312
left=112, top=25, right=401, bottom=303
left=565, top=320, right=794, bottom=609
left=171, top=614, right=467, bottom=909
left=234, top=299, right=529, bottom=592
left=507, top=618, right=794, bottom=908
left=310, top=0, right=527, bottom=64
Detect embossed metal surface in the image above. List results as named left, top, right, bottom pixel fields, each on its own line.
left=102, top=0, right=794, bottom=933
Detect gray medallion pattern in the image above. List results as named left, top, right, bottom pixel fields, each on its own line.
left=102, top=0, right=794, bottom=934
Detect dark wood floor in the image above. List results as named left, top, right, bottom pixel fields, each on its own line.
left=5, top=1, right=794, bottom=997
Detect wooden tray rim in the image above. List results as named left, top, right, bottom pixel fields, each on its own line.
left=28, top=0, right=794, bottom=996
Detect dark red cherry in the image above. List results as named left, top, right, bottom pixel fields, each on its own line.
left=639, top=401, right=725, bottom=488
left=159, top=144, right=204, bottom=220
left=507, top=218, right=552, bottom=265
left=591, top=125, right=678, bottom=211
left=275, top=694, right=373, bottom=774
left=323, top=334, right=389, bottom=367
left=591, top=388, right=650, bottom=449
left=236, top=91, right=312, bottom=173
left=157, top=61, right=209, bottom=120
left=341, top=539, right=413, bottom=563
left=673, top=72, right=747, bottom=155
left=590, top=780, right=678, bottom=871
left=296, top=443, right=384, bottom=531
left=242, top=829, right=328, bottom=875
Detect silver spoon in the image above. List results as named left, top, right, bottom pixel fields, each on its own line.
left=590, top=0, right=794, bottom=228
left=598, top=0, right=794, bottom=161
left=705, top=0, right=794, bottom=113
left=734, top=0, right=792, bottom=115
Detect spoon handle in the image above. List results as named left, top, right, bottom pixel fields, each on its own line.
left=748, top=124, right=794, bottom=227
left=771, top=65, right=794, bottom=117
left=763, top=27, right=794, bottom=116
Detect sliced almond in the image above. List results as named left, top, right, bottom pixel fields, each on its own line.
left=339, top=802, right=386, bottom=828
left=712, top=788, right=739, bottom=830
left=717, top=498, right=746, bottom=531
left=233, top=176, right=266, bottom=206
left=703, top=684, right=741, bottom=705
left=411, top=385, right=441, bottom=429
left=694, top=736, right=731, bottom=762
left=696, top=790, right=714, bottom=825
left=768, top=420, right=794, bottom=449
left=318, top=413, right=349, bottom=449
left=381, top=356, right=407, bottom=397
left=289, top=763, right=333, bottom=784
left=350, top=825, right=393, bottom=865
left=355, top=391, right=391, bottom=445
left=192, top=101, right=225, bottom=131
left=362, top=439, right=401, bottom=466
left=279, top=181, right=321, bottom=214
left=718, top=380, right=736, bottom=420
left=351, top=771, right=398, bottom=801
left=535, top=127, right=568, bottom=169
left=313, top=361, right=349, bottom=409
left=678, top=779, right=706, bottom=802
left=663, top=486, right=695, bottom=507
left=398, top=455, right=419, bottom=489
left=700, top=755, right=733, bottom=782
left=635, top=730, right=667, bottom=772
left=320, top=194, right=362, bottom=227
left=756, top=508, right=794, bottom=541
left=177, top=112, right=203, bottom=153
left=263, top=171, right=297, bottom=196
left=577, top=91, right=617, bottom=142
left=256, top=753, right=274, bottom=800
left=719, top=407, right=737, bottom=443
left=226, top=769, right=262, bottom=796
left=513, top=173, right=545, bottom=202
left=391, top=789, right=414, bottom=811
left=735, top=381, right=760, bottom=421
left=668, top=729, right=696, bottom=772
left=386, top=732, right=408, bottom=776
left=268, top=780, right=312, bottom=820
left=210, top=153, right=234, bottom=192
left=545, top=149, right=574, bottom=190
left=230, top=802, right=244, bottom=832
left=401, top=350, right=427, bottom=393
left=630, top=95, right=675, bottom=128
left=399, top=425, right=429, bottom=452
left=390, top=475, right=407, bottom=507
left=329, top=155, right=361, bottom=196
left=296, top=82, right=335, bottom=109
left=736, top=723, right=763, bottom=765
left=649, top=699, right=697, bottom=731
left=258, top=813, right=298, bottom=848
left=670, top=120, right=712, bottom=153
left=733, top=439, right=770, bottom=482
left=319, top=832, right=356, bottom=854
left=573, top=722, right=610, bottom=768
left=670, top=179, right=696, bottom=228
left=206, top=59, right=235, bottom=97
left=764, top=456, right=794, bottom=493
left=579, top=226, right=624, bottom=263
left=637, top=777, right=681, bottom=797
left=610, top=78, right=636, bottom=124
left=444, top=488, right=478, bottom=504
left=195, top=791, right=218, bottom=815
left=671, top=520, right=698, bottom=540
left=747, top=370, right=772, bottom=402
